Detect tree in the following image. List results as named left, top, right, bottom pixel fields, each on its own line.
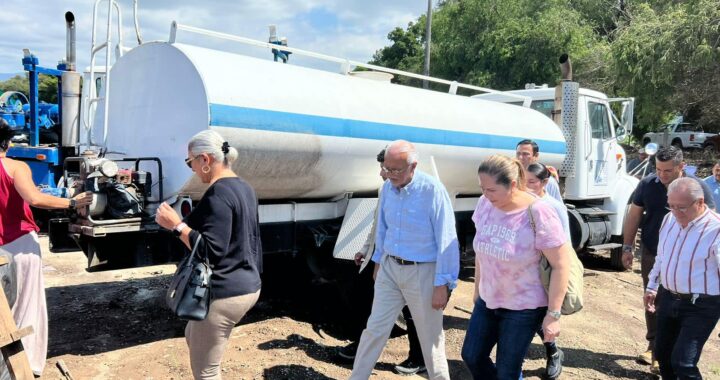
left=370, top=0, right=720, bottom=136
left=0, top=74, right=58, bottom=104
left=372, top=0, right=599, bottom=91
left=610, top=0, right=720, bottom=130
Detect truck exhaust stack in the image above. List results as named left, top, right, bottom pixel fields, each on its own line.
left=65, top=12, right=76, bottom=71
left=559, top=54, right=572, bottom=81
left=62, top=11, right=80, bottom=147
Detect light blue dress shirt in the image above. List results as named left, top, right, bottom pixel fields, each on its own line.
left=543, top=193, right=571, bottom=241
left=703, top=175, right=720, bottom=212
left=371, top=170, right=460, bottom=289
left=545, top=176, right=562, bottom=203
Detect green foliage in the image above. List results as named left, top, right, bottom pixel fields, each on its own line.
left=371, top=0, right=720, bottom=136
left=0, top=74, right=58, bottom=104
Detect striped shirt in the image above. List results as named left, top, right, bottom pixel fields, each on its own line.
left=647, top=207, right=720, bottom=295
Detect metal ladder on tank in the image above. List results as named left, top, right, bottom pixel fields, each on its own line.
left=84, top=0, right=143, bottom=153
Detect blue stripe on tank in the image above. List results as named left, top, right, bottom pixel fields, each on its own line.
left=208, top=103, right=567, bottom=154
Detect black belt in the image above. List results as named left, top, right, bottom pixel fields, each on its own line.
left=388, top=255, right=419, bottom=265
left=660, top=287, right=717, bottom=301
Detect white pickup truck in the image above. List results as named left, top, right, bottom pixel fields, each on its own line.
left=642, top=121, right=715, bottom=149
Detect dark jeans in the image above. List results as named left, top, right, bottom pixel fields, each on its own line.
left=402, top=306, right=424, bottom=364
left=341, top=265, right=375, bottom=342
left=654, top=287, right=720, bottom=380
left=461, top=297, right=546, bottom=380
left=641, top=245, right=658, bottom=348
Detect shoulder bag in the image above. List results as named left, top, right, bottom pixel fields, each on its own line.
left=528, top=201, right=584, bottom=315
left=166, top=236, right=213, bottom=320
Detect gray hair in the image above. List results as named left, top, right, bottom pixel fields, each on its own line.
left=668, top=177, right=704, bottom=201
left=655, top=146, right=683, bottom=166
left=187, top=130, right=238, bottom=166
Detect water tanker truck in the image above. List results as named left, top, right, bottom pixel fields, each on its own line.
left=35, top=3, right=636, bottom=271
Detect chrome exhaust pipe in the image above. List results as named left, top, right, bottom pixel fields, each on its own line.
left=559, top=54, right=572, bottom=81
left=65, top=11, right=76, bottom=71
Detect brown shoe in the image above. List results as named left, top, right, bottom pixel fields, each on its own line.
left=638, top=349, right=653, bottom=365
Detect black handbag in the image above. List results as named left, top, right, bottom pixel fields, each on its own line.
left=166, top=236, right=213, bottom=320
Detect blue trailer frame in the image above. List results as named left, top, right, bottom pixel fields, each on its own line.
left=5, top=54, right=69, bottom=188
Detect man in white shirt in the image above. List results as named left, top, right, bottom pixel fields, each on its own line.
left=644, top=177, right=720, bottom=379
left=516, top=139, right=562, bottom=202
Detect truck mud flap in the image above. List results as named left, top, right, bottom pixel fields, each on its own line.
left=332, top=198, right=378, bottom=261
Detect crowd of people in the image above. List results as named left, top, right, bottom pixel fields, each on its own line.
left=1, top=113, right=719, bottom=379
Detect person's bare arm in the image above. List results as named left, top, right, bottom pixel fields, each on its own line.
left=11, top=160, right=92, bottom=209
left=621, top=204, right=644, bottom=269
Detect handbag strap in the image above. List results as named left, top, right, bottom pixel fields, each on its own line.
left=189, top=235, right=206, bottom=263
left=527, top=200, right=538, bottom=235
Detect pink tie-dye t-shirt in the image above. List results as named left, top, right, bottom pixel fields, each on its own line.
left=472, top=195, right=567, bottom=310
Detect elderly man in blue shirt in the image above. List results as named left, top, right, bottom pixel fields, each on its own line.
left=703, top=160, right=720, bottom=212
left=350, top=140, right=459, bottom=380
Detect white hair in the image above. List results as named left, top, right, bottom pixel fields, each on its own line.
left=187, top=130, right=238, bottom=166
left=668, top=177, right=704, bottom=201
left=388, top=140, right=419, bottom=164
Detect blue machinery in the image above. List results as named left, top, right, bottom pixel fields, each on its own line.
left=3, top=11, right=78, bottom=190
left=4, top=53, right=68, bottom=188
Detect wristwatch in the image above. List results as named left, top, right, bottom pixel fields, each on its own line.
left=173, top=222, right=188, bottom=237
left=69, top=199, right=76, bottom=209
left=622, top=244, right=633, bottom=253
left=547, top=310, right=561, bottom=320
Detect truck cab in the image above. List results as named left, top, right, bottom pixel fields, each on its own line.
left=474, top=83, right=637, bottom=269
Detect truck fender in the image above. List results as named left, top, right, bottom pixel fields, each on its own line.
left=603, top=173, right=639, bottom=236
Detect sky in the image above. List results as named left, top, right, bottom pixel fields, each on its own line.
left=0, top=1, right=431, bottom=74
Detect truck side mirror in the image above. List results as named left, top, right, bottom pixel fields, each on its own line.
left=617, top=99, right=634, bottom=141
left=644, top=142, right=658, bottom=156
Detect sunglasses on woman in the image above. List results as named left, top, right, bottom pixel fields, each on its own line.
left=185, top=156, right=198, bottom=168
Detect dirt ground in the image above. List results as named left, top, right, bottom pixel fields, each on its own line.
left=37, top=237, right=720, bottom=380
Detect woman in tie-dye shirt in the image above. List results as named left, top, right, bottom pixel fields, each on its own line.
left=461, top=155, right=572, bottom=380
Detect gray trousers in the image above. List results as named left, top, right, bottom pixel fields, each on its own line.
left=350, top=255, right=449, bottom=380
left=185, top=290, right=260, bottom=380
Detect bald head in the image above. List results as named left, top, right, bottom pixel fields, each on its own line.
left=386, top=140, right=418, bottom=165
left=383, top=140, right=418, bottom=188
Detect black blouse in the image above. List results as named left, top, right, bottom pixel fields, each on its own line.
left=185, top=177, right=262, bottom=299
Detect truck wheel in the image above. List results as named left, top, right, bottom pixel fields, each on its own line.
left=642, top=138, right=651, bottom=146
left=703, top=144, right=716, bottom=155
left=672, top=139, right=683, bottom=149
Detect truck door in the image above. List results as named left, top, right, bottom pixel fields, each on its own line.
left=586, top=100, right=615, bottom=197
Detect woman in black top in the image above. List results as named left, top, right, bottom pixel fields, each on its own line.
left=156, top=130, right=262, bottom=380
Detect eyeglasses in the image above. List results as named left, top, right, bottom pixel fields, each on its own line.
left=381, top=165, right=410, bottom=176
left=666, top=200, right=697, bottom=213
left=185, top=156, right=198, bottom=169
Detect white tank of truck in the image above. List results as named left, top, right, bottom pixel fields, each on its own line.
left=57, top=11, right=636, bottom=271
left=88, top=41, right=565, bottom=201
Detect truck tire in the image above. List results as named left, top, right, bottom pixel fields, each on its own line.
left=703, top=143, right=716, bottom=155
left=642, top=138, right=651, bottom=146
left=672, top=139, right=683, bottom=149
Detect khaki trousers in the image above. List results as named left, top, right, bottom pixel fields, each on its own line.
left=350, top=255, right=449, bottom=380
left=185, top=290, right=260, bottom=380
left=0, top=232, right=47, bottom=376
